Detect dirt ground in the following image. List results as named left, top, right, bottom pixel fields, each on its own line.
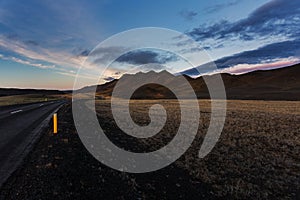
left=1, top=100, right=299, bottom=199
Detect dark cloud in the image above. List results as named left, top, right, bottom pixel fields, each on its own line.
left=180, top=0, right=300, bottom=76
left=90, top=46, right=127, bottom=64
left=179, top=10, right=198, bottom=21
left=182, top=39, right=300, bottom=76
left=189, top=0, right=300, bottom=42
left=116, top=50, right=178, bottom=65
left=78, top=49, right=90, bottom=57
left=205, top=0, right=241, bottom=14
left=217, top=39, right=300, bottom=67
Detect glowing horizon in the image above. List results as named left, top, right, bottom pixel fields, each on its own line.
left=0, top=0, right=299, bottom=89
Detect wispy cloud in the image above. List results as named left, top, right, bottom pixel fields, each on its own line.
left=10, top=57, right=55, bottom=69
left=1, top=0, right=299, bottom=89
left=0, top=35, right=92, bottom=70
left=0, top=0, right=108, bottom=85
left=204, top=0, right=242, bottom=14
left=0, top=0, right=104, bottom=47
left=1, top=54, right=55, bottom=69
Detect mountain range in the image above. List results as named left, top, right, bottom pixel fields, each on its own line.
left=81, top=63, right=300, bottom=101
left=2, top=63, right=299, bottom=101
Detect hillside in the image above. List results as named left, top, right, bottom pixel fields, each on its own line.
left=80, top=63, right=300, bottom=100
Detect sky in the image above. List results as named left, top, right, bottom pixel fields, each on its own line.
left=0, top=0, right=299, bottom=89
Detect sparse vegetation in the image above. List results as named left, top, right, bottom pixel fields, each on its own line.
left=96, top=99, right=300, bottom=199
left=1, top=100, right=299, bottom=199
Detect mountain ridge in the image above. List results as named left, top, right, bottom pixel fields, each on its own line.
left=4, top=64, right=299, bottom=101
left=89, top=63, right=300, bottom=101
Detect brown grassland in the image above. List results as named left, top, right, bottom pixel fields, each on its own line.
left=96, top=99, right=300, bottom=199
left=1, top=99, right=299, bottom=199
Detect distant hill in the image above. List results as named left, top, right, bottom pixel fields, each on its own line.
left=0, top=88, right=70, bottom=97
left=188, top=63, right=300, bottom=100
left=74, top=63, right=300, bottom=101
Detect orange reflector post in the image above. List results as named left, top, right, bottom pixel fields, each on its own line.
left=53, top=113, right=58, bottom=134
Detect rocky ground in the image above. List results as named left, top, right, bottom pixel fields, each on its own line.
left=0, top=100, right=299, bottom=199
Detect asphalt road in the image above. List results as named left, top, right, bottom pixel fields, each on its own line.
left=0, top=100, right=65, bottom=187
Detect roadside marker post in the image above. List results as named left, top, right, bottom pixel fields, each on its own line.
left=53, top=113, right=58, bottom=134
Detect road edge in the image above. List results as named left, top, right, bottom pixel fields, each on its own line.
left=0, top=104, right=65, bottom=190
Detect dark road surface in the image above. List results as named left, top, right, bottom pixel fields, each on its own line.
left=0, top=101, right=65, bottom=187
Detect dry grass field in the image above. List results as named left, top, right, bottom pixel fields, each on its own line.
left=1, top=99, right=299, bottom=199
left=96, top=99, right=300, bottom=199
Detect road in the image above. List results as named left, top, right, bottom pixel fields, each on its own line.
left=0, top=100, right=65, bottom=187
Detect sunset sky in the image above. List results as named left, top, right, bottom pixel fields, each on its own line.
left=0, top=0, right=299, bottom=89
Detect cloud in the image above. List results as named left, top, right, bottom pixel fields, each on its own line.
left=179, top=10, right=197, bottom=21
left=189, top=0, right=300, bottom=42
left=90, top=46, right=127, bottom=65
left=4, top=33, right=39, bottom=47
left=72, top=47, right=91, bottom=57
left=183, top=57, right=300, bottom=77
left=89, top=49, right=177, bottom=82
left=139, top=63, right=167, bottom=71
left=56, top=71, right=98, bottom=81
left=116, top=50, right=178, bottom=65
left=205, top=0, right=242, bottom=14
left=0, top=35, right=93, bottom=70
left=203, top=57, right=300, bottom=75
left=214, top=39, right=300, bottom=68
left=11, top=57, right=55, bottom=69
left=78, top=49, right=90, bottom=57
left=0, top=0, right=104, bottom=47
left=1, top=55, right=55, bottom=69
left=0, top=35, right=103, bottom=86
left=181, top=39, right=300, bottom=76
